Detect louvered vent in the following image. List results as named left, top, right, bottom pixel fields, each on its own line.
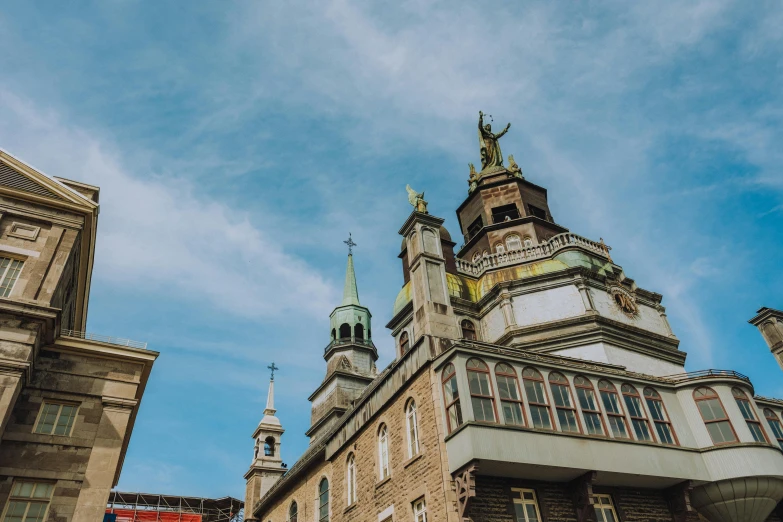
left=0, top=162, right=61, bottom=200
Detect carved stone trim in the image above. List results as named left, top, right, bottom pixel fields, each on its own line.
left=608, top=285, right=639, bottom=318
left=454, top=462, right=478, bottom=521
left=568, top=471, right=597, bottom=522
left=665, top=481, right=694, bottom=522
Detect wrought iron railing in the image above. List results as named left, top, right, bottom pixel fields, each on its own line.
left=61, top=329, right=147, bottom=350
left=324, top=337, right=375, bottom=354
left=455, top=232, right=610, bottom=276
left=665, top=369, right=750, bottom=383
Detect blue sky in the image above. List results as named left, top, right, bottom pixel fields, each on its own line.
left=1, top=0, right=782, bottom=499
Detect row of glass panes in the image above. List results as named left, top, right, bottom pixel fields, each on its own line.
left=510, top=487, right=619, bottom=522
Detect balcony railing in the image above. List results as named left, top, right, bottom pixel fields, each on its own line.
left=455, top=232, right=610, bottom=277
left=665, top=369, right=750, bottom=383
left=61, top=329, right=148, bottom=350
left=324, top=337, right=376, bottom=354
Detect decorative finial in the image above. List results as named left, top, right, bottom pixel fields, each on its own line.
left=599, top=238, right=613, bottom=263
left=344, top=233, right=357, bottom=256
left=508, top=155, right=523, bottom=179
left=406, top=184, right=428, bottom=213
left=268, top=361, right=279, bottom=381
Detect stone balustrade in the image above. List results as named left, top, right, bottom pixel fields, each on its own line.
left=455, top=232, right=610, bottom=276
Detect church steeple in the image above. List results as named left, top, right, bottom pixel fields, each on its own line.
left=307, top=237, right=378, bottom=442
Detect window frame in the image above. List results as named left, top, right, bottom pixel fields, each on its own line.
left=33, top=401, right=79, bottom=437
left=412, top=497, right=427, bottom=522
left=548, top=372, right=582, bottom=434
left=764, top=408, right=783, bottom=449
left=1, top=481, right=54, bottom=522
left=0, top=256, right=24, bottom=298
left=621, top=383, right=655, bottom=442
left=574, top=376, right=607, bottom=437
left=460, top=320, right=477, bottom=341
left=406, top=399, right=420, bottom=459
left=598, top=380, right=631, bottom=440
left=693, top=387, right=738, bottom=446
left=644, top=387, right=678, bottom=446
left=521, top=367, right=553, bottom=430
left=505, top=234, right=523, bottom=251
left=288, top=501, right=298, bottom=522
left=510, top=487, right=543, bottom=522
left=466, top=358, right=497, bottom=424
left=346, top=453, right=357, bottom=506
left=399, top=331, right=410, bottom=355
left=732, top=388, right=769, bottom=444
left=591, top=493, right=619, bottom=522
left=495, top=363, right=525, bottom=427
left=317, top=478, right=330, bottom=522
left=378, top=424, right=390, bottom=480
left=442, top=363, right=463, bottom=433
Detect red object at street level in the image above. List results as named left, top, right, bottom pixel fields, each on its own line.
left=106, top=509, right=202, bottom=522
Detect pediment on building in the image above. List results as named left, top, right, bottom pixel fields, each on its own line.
left=0, top=150, right=99, bottom=210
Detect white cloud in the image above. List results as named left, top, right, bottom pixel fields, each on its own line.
left=0, top=90, right=338, bottom=320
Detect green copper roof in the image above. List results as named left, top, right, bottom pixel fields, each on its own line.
left=342, top=254, right=360, bottom=306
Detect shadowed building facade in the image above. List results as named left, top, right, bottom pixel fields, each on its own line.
left=0, top=150, right=158, bottom=521
left=244, top=118, right=783, bottom=522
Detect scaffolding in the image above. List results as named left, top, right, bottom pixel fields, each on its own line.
left=106, top=491, right=243, bottom=522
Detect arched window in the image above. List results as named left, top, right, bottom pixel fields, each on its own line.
left=346, top=453, right=356, bottom=505
left=732, top=388, right=768, bottom=443
left=289, top=501, right=298, bottom=522
left=339, top=323, right=351, bottom=339
left=460, top=320, right=477, bottom=341
left=472, top=251, right=482, bottom=263
left=523, top=236, right=533, bottom=248
left=331, top=329, right=336, bottom=341
left=505, top=234, right=523, bottom=251
left=598, top=380, right=629, bottom=439
left=549, top=373, right=580, bottom=433
left=467, top=358, right=496, bottom=423
left=378, top=424, right=390, bottom=480
left=406, top=400, right=420, bottom=458
left=264, top=436, right=275, bottom=457
left=318, top=478, right=329, bottom=522
left=621, top=384, right=653, bottom=442
left=522, top=367, right=552, bottom=429
left=574, top=376, right=605, bottom=436
left=442, top=363, right=463, bottom=433
left=354, top=323, right=364, bottom=340
left=644, top=388, right=677, bottom=445
left=764, top=409, right=783, bottom=449
left=399, top=332, right=410, bottom=354
left=482, top=249, right=489, bottom=258
left=495, top=363, right=525, bottom=426
left=694, top=387, right=737, bottom=445
left=494, top=243, right=505, bottom=254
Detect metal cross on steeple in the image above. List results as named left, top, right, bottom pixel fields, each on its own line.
left=268, top=362, right=279, bottom=381
left=344, top=233, right=357, bottom=256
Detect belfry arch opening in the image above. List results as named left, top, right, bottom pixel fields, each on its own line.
left=339, top=323, right=351, bottom=339
left=354, top=323, right=364, bottom=340
left=264, top=436, right=275, bottom=457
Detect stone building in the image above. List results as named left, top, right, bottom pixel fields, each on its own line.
left=0, top=150, right=158, bottom=521
left=245, top=120, right=783, bottom=522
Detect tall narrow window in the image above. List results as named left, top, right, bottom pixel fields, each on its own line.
left=495, top=363, right=525, bottom=426
left=378, top=424, right=390, bottom=480
left=622, top=384, right=654, bottom=442
left=764, top=409, right=783, bottom=449
left=732, top=388, right=768, bottom=443
left=694, top=387, right=737, bottom=445
left=505, top=234, right=523, bottom=251
left=399, top=332, right=410, bottom=354
left=548, top=373, right=581, bottom=433
left=412, top=498, right=427, bottom=522
left=406, top=400, right=420, bottom=458
left=574, top=376, right=605, bottom=436
left=442, top=363, right=463, bottom=433
left=522, top=368, right=552, bottom=430
left=592, top=494, right=619, bottom=522
left=0, top=257, right=23, bottom=298
left=346, top=453, right=356, bottom=505
left=598, top=380, right=630, bottom=439
left=318, top=478, right=329, bottom=522
left=289, top=501, right=298, bottom=522
left=510, top=488, right=542, bottom=522
left=644, top=388, right=677, bottom=445
left=460, top=320, right=477, bottom=341
left=34, top=402, right=78, bottom=436
left=467, top=358, right=496, bottom=423
left=2, top=482, right=53, bottom=522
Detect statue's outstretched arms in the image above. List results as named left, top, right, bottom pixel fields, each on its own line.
left=478, top=111, right=485, bottom=130
left=495, top=123, right=511, bottom=138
